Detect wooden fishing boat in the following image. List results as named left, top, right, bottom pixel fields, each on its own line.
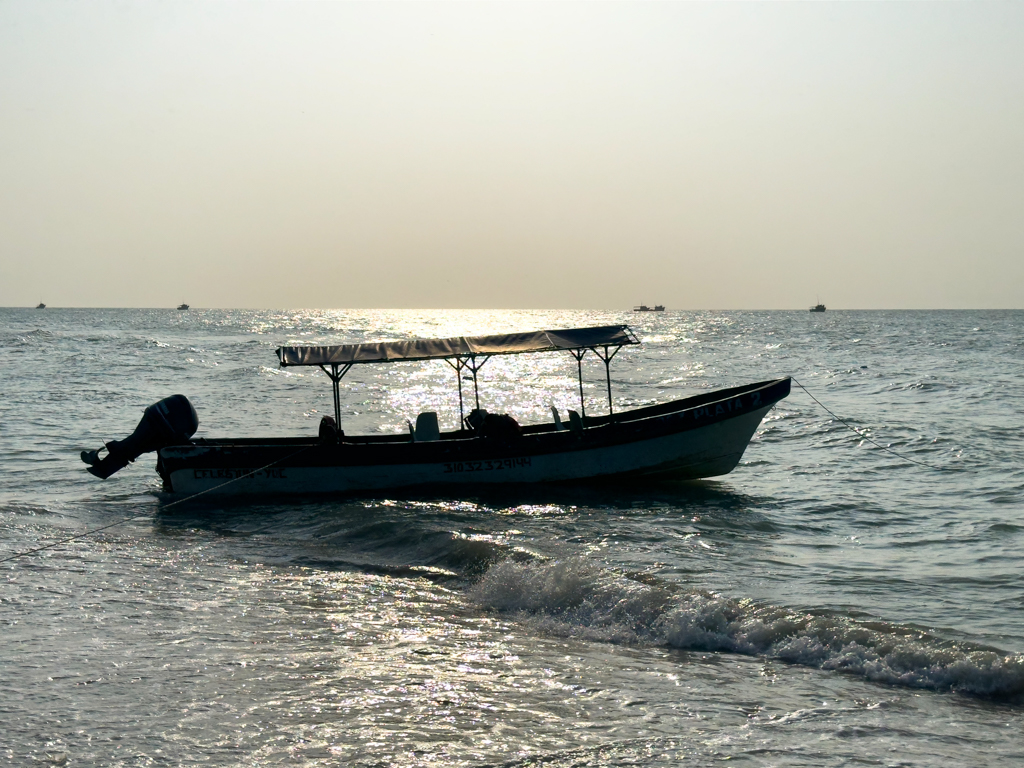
left=81, top=325, right=790, bottom=496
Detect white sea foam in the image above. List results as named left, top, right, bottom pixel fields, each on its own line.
left=470, top=558, right=1024, bottom=698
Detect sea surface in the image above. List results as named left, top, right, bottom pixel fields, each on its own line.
left=2, top=308, right=1023, bottom=767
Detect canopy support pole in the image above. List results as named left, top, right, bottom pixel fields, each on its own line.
left=457, top=361, right=465, bottom=424
left=569, top=349, right=588, bottom=418
left=468, top=355, right=491, bottom=411
left=444, top=357, right=468, bottom=428
left=590, top=344, right=622, bottom=416
left=319, top=363, right=353, bottom=427
left=472, top=356, right=480, bottom=410
left=445, top=355, right=491, bottom=426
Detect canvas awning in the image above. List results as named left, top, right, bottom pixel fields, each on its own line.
left=276, top=325, right=638, bottom=367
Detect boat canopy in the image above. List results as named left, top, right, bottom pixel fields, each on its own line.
left=276, top=325, right=638, bottom=367
left=277, top=325, right=640, bottom=429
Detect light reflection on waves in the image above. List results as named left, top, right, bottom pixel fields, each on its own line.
left=152, top=487, right=1024, bottom=701
left=4, top=542, right=1011, bottom=767
left=153, top=498, right=543, bottom=580
left=149, top=481, right=775, bottom=591
left=469, top=557, right=1024, bottom=700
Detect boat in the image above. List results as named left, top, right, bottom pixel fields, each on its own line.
left=36, top=302, right=45, bottom=309
left=809, top=304, right=826, bottom=312
left=177, top=303, right=190, bottom=311
left=80, top=325, right=790, bottom=496
left=633, top=304, right=665, bottom=312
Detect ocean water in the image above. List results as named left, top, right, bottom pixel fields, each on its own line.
left=2, top=307, right=1023, bottom=767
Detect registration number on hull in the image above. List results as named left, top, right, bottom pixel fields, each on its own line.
left=193, top=468, right=288, bottom=480
left=443, top=457, right=532, bottom=474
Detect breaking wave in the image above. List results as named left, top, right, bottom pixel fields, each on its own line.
left=469, top=558, right=1024, bottom=699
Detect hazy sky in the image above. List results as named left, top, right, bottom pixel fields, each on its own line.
left=2, top=2, right=1023, bottom=309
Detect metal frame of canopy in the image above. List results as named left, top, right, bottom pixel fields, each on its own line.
left=277, top=325, right=640, bottom=430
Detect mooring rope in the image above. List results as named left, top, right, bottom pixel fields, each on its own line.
left=791, top=377, right=957, bottom=472
left=0, top=444, right=314, bottom=565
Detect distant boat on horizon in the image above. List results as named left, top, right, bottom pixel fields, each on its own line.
left=809, top=303, right=826, bottom=312
left=633, top=304, right=665, bottom=312
left=177, top=303, right=189, bottom=311
left=36, top=302, right=45, bottom=309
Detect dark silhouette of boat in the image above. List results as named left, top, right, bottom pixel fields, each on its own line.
left=809, top=303, right=826, bottom=312
left=80, top=325, right=790, bottom=496
left=36, top=302, right=46, bottom=309
left=633, top=304, right=665, bottom=312
left=177, top=303, right=189, bottom=311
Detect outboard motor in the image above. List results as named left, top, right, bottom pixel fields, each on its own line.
left=81, top=394, right=198, bottom=479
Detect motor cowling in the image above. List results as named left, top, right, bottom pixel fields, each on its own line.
left=82, top=394, right=199, bottom=479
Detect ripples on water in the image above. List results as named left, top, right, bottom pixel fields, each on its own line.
left=2, top=308, right=1023, bottom=766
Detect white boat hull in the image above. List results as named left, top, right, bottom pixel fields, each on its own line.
left=161, top=403, right=776, bottom=497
